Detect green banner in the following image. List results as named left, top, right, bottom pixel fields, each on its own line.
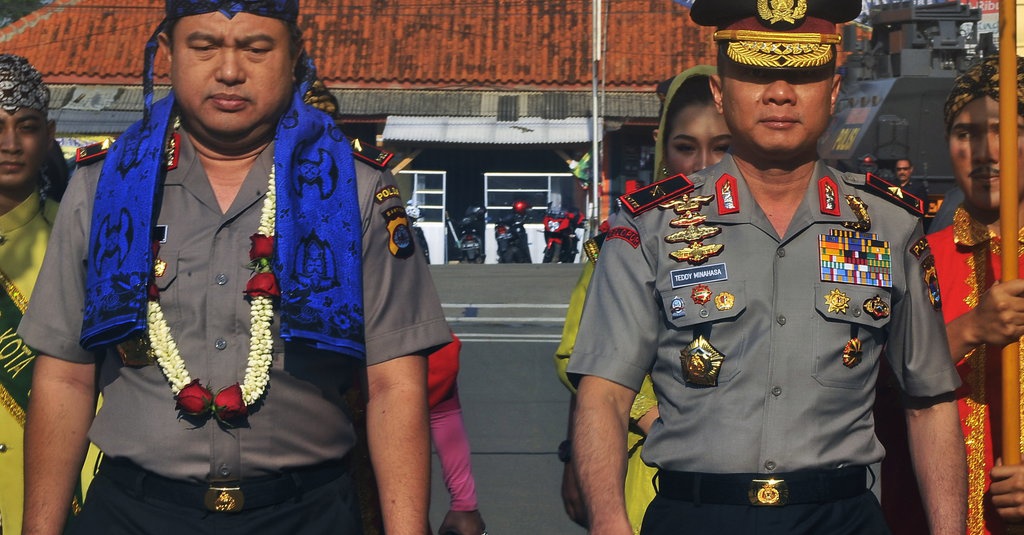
left=0, top=268, right=36, bottom=425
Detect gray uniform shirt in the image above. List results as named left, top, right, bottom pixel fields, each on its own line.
left=568, top=154, right=959, bottom=474
left=19, top=132, right=451, bottom=481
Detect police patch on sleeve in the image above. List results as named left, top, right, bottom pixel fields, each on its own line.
left=909, top=236, right=929, bottom=259
left=606, top=226, right=641, bottom=248
left=381, top=206, right=415, bottom=259
left=374, top=185, right=401, bottom=204
left=921, top=254, right=942, bottom=310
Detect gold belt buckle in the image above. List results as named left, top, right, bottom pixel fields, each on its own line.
left=748, top=478, right=788, bottom=506
left=204, top=485, right=245, bottom=513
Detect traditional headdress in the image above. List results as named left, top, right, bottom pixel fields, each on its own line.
left=689, top=0, right=860, bottom=70
left=943, top=56, right=1024, bottom=133
left=83, top=0, right=366, bottom=359
left=0, top=54, right=49, bottom=115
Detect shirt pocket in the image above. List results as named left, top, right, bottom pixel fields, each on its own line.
left=812, top=282, right=892, bottom=389
left=659, top=282, right=747, bottom=384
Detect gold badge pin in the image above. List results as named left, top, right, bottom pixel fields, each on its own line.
left=824, top=288, right=851, bottom=314
left=841, top=195, right=872, bottom=232
left=691, top=284, right=713, bottom=305
left=863, top=295, right=890, bottom=320
left=154, top=258, right=167, bottom=278
left=714, top=291, right=735, bottom=311
left=843, top=338, right=863, bottom=368
left=680, top=335, right=725, bottom=387
left=116, top=335, right=156, bottom=367
left=669, top=242, right=724, bottom=265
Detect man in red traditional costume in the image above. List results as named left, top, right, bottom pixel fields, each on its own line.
left=882, top=55, right=1024, bottom=535
left=930, top=55, right=1024, bottom=535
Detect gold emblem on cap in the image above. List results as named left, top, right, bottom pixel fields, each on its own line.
left=757, top=0, right=807, bottom=25
left=680, top=335, right=725, bottom=387
left=824, top=288, right=850, bottom=314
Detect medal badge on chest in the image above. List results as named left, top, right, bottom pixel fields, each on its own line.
left=662, top=194, right=724, bottom=265
left=680, top=334, right=725, bottom=386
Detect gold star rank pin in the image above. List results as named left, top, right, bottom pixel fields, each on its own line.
left=824, top=288, right=850, bottom=314
left=680, top=335, right=725, bottom=387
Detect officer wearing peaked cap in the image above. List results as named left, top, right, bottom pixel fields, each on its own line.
left=567, top=0, right=967, bottom=534
left=18, top=1, right=450, bottom=534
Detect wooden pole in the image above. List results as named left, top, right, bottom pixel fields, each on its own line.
left=999, top=0, right=1021, bottom=465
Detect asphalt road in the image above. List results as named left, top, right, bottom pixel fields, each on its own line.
left=427, top=264, right=587, bottom=535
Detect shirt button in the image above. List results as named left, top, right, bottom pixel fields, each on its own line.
left=0, top=443, right=7, bottom=453
left=777, top=315, right=786, bottom=326
left=764, top=460, right=777, bottom=471
left=853, top=308, right=862, bottom=317
left=214, top=338, right=227, bottom=350
left=219, top=464, right=231, bottom=477
left=777, top=248, right=786, bottom=258
left=215, top=273, right=229, bottom=285
left=771, top=386, right=782, bottom=396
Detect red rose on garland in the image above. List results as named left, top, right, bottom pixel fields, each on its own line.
left=213, top=384, right=249, bottom=421
left=245, top=272, right=280, bottom=298
left=249, top=233, right=274, bottom=261
left=175, top=379, right=214, bottom=415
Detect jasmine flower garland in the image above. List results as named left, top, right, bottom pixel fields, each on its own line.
left=148, top=167, right=277, bottom=420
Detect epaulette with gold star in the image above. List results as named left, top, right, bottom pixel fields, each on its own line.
left=618, top=173, right=695, bottom=217
left=860, top=173, right=925, bottom=216
left=350, top=138, right=393, bottom=170
left=74, top=138, right=114, bottom=165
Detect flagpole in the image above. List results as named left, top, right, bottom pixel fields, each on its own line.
left=590, top=0, right=602, bottom=235
left=998, top=0, right=1021, bottom=465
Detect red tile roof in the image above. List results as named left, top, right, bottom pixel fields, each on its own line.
left=1, top=0, right=718, bottom=90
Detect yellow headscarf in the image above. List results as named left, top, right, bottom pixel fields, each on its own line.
left=653, top=65, right=717, bottom=181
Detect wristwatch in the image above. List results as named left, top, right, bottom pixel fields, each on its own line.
left=557, top=439, right=571, bottom=463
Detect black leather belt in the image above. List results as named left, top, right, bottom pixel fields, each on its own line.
left=100, top=457, right=348, bottom=513
left=656, top=466, right=867, bottom=506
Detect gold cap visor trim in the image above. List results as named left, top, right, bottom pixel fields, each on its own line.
left=714, top=30, right=841, bottom=69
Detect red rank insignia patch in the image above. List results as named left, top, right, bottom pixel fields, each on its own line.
left=716, top=174, right=740, bottom=215
left=818, top=176, right=840, bottom=216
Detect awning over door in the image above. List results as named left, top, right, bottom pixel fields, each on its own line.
left=382, top=116, right=594, bottom=145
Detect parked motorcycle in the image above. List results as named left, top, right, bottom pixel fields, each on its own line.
left=542, top=206, right=585, bottom=263
left=405, top=202, right=430, bottom=263
left=494, top=200, right=532, bottom=264
left=457, top=206, right=487, bottom=264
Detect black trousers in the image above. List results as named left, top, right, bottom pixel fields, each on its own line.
left=640, top=490, right=892, bottom=535
left=68, top=468, right=363, bottom=535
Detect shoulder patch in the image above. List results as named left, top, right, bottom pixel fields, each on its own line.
left=618, top=173, right=695, bottom=216
left=859, top=173, right=925, bottom=216
left=351, top=138, right=393, bottom=170
left=606, top=226, right=641, bottom=249
left=74, top=138, right=113, bottom=165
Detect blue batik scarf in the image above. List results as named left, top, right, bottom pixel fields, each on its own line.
left=81, top=3, right=366, bottom=359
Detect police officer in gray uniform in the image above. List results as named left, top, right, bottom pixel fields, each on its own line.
left=18, top=1, right=449, bottom=534
left=567, top=1, right=967, bottom=534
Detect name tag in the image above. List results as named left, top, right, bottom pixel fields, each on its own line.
left=671, top=263, right=728, bottom=289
